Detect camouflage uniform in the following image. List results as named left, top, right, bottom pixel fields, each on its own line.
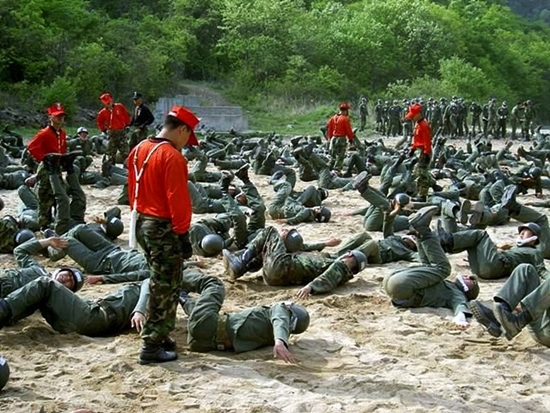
left=189, top=216, right=232, bottom=257
left=188, top=181, right=225, bottom=214
left=105, top=129, right=129, bottom=165
left=0, top=217, right=21, bottom=254
left=243, top=226, right=351, bottom=289
left=181, top=270, right=294, bottom=353
left=267, top=181, right=317, bottom=225
left=136, top=216, right=184, bottom=344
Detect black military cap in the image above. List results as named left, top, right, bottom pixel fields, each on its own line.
left=132, top=91, right=143, bottom=99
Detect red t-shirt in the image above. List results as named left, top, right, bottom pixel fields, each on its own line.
left=27, top=126, right=67, bottom=161
left=96, top=103, right=131, bottom=132
left=127, top=138, right=191, bottom=234
left=411, top=118, right=432, bottom=155
left=327, top=113, right=354, bottom=142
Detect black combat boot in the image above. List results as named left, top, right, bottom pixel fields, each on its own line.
left=0, top=299, right=12, bottom=329
left=222, top=249, right=256, bottom=280
left=494, top=302, right=533, bottom=340
left=220, top=171, right=234, bottom=193
left=235, top=163, right=250, bottom=183
left=352, top=171, right=372, bottom=193
left=409, top=206, right=438, bottom=237
left=501, top=185, right=521, bottom=216
left=468, top=300, right=502, bottom=338
left=138, top=341, right=178, bottom=365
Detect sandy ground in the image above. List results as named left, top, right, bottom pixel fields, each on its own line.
left=1, top=135, right=550, bottom=413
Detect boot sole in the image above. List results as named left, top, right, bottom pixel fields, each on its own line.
left=138, top=356, right=178, bottom=365
left=469, top=301, right=502, bottom=338
left=493, top=304, right=518, bottom=341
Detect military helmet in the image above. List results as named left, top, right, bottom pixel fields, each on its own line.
left=394, top=193, right=410, bottom=206
left=77, top=126, right=88, bottom=135
left=14, top=229, right=35, bottom=246
left=105, top=217, right=124, bottom=239
left=393, top=99, right=398, bottom=104
left=52, top=267, right=85, bottom=292
left=283, top=229, right=303, bottom=253
left=0, top=357, right=9, bottom=391
left=384, top=100, right=389, bottom=105
left=454, top=275, right=480, bottom=301
left=529, top=166, right=542, bottom=179
left=338, top=250, right=368, bottom=273
left=317, top=187, right=329, bottom=201
left=200, top=234, right=224, bottom=256
left=287, top=303, right=310, bottom=334
left=518, top=222, right=541, bottom=243
left=315, top=206, right=331, bottom=223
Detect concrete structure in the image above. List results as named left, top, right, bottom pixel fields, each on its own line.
left=153, top=95, right=248, bottom=132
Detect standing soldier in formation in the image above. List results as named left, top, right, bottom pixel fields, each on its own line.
left=522, top=100, right=535, bottom=141
left=457, top=98, right=468, bottom=137
left=469, top=101, right=482, bottom=136
left=358, top=97, right=368, bottom=132
left=510, top=101, right=524, bottom=140
left=406, top=103, right=432, bottom=202
left=387, top=100, right=402, bottom=137
left=129, top=92, right=155, bottom=150
left=326, top=102, right=354, bottom=172
left=96, top=93, right=131, bottom=167
left=497, top=101, right=509, bottom=139
left=401, top=100, right=413, bottom=140
left=128, top=105, right=199, bottom=365
left=374, top=99, right=384, bottom=134
left=487, top=97, right=498, bottom=137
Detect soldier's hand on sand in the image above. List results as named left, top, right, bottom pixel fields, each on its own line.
left=131, top=312, right=145, bottom=332
left=325, top=238, right=342, bottom=247
left=296, top=286, right=312, bottom=300
left=48, top=237, right=68, bottom=249
left=85, top=275, right=103, bottom=285
left=452, top=313, right=470, bottom=329
left=273, top=339, right=295, bottom=364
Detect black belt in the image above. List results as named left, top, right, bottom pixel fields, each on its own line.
left=97, top=300, right=119, bottom=331
left=137, top=213, right=170, bottom=222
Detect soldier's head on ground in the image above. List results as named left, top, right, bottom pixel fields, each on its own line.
left=454, top=275, right=480, bottom=301
left=318, top=187, right=329, bottom=201
left=14, top=229, right=35, bottom=246
left=401, top=234, right=418, bottom=251
left=201, top=234, right=224, bottom=257
left=529, top=166, right=542, bottom=180
left=338, top=250, right=368, bottom=274
left=281, top=228, right=303, bottom=253
left=284, top=302, right=310, bottom=335
left=104, top=217, right=124, bottom=240
left=313, top=206, right=331, bottom=223
left=52, top=267, right=84, bottom=292
left=517, top=223, right=541, bottom=246
left=394, top=193, right=410, bottom=207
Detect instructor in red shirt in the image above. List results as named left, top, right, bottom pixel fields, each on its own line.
left=326, top=102, right=354, bottom=172
left=406, top=103, right=433, bottom=202
left=128, top=105, right=199, bottom=365
left=96, top=93, right=131, bottom=167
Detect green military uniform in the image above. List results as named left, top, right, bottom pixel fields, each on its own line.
left=2, top=276, right=147, bottom=335
left=190, top=154, right=222, bottom=183
left=62, top=224, right=149, bottom=278
left=0, top=240, right=51, bottom=297
left=48, top=168, right=87, bottom=235
left=337, top=213, right=418, bottom=263
left=189, top=216, right=232, bottom=257
left=494, top=263, right=550, bottom=346
left=267, top=181, right=316, bottom=225
left=67, top=136, right=94, bottom=172
left=383, top=233, right=470, bottom=316
left=307, top=151, right=353, bottom=190
left=359, top=99, right=368, bottom=131
left=0, top=170, right=29, bottom=190
left=188, top=181, right=226, bottom=214
left=243, top=226, right=351, bottom=288
left=181, top=270, right=293, bottom=353
left=449, top=229, right=548, bottom=280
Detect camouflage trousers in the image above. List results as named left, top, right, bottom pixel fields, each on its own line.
left=129, top=128, right=149, bottom=151
left=105, top=129, right=128, bottom=165
left=413, top=155, right=433, bottom=198
left=36, top=164, right=57, bottom=230
left=329, top=137, right=347, bottom=171
left=136, top=216, right=184, bottom=343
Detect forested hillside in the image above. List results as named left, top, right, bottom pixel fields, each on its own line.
left=1, top=0, right=549, bottom=120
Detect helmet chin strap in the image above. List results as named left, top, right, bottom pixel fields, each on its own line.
left=456, top=275, right=469, bottom=292
left=517, top=235, right=538, bottom=247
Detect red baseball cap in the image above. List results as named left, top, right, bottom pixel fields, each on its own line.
left=47, top=103, right=66, bottom=117
left=168, top=105, right=200, bottom=146
left=405, top=103, right=422, bottom=119
left=100, top=93, right=113, bottom=105
left=339, top=102, right=350, bottom=110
